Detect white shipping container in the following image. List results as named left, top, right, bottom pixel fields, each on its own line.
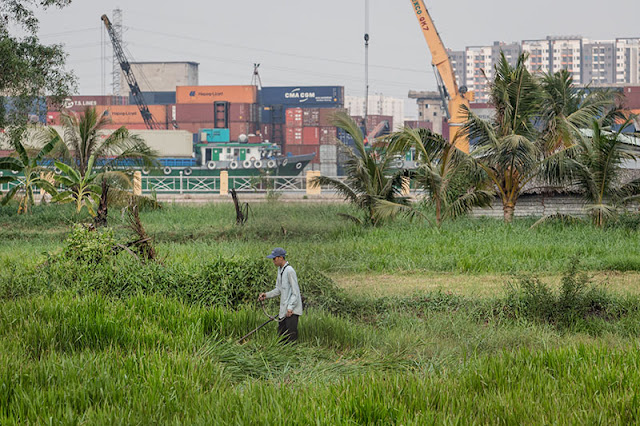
left=319, top=145, right=337, bottom=162
left=49, top=126, right=194, bottom=158
left=320, top=163, right=337, bottom=176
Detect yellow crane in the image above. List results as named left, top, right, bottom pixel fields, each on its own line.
left=410, top=0, right=473, bottom=152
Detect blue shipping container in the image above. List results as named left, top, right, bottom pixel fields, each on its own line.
left=259, top=86, right=344, bottom=107
left=201, top=128, right=230, bottom=143
left=2, top=97, right=47, bottom=124
left=259, top=105, right=285, bottom=124
left=130, top=91, right=176, bottom=105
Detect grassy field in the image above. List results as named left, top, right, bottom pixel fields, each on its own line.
left=2, top=202, right=640, bottom=423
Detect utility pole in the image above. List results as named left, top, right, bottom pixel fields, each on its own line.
left=111, top=8, right=123, bottom=96
left=363, top=0, right=370, bottom=135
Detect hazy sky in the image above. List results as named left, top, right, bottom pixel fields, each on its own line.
left=36, top=0, right=640, bottom=114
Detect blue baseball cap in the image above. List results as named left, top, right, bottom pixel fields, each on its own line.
left=267, top=247, right=287, bottom=259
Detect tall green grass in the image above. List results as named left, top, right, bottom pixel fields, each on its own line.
left=2, top=292, right=640, bottom=423
left=3, top=203, right=640, bottom=273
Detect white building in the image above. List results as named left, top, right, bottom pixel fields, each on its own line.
left=521, top=39, right=551, bottom=75
left=345, top=94, right=405, bottom=131
left=616, top=38, right=640, bottom=84
left=465, top=46, right=493, bottom=103
left=549, top=37, right=583, bottom=84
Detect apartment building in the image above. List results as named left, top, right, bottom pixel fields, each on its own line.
left=345, top=94, right=405, bottom=131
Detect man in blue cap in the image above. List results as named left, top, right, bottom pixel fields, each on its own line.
left=258, top=247, right=303, bottom=343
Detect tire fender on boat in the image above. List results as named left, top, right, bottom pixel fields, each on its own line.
left=163, top=166, right=172, bottom=175
left=254, top=160, right=263, bottom=169
left=184, top=167, right=193, bottom=176
left=267, top=159, right=276, bottom=168
left=295, top=162, right=303, bottom=170
left=229, top=161, right=238, bottom=170
left=206, top=161, right=216, bottom=170
left=242, top=159, right=252, bottom=168
left=142, top=167, right=150, bottom=175
left=282, top=158, right=289, bottom=166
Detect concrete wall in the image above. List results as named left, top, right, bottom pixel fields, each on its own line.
left=471, top=195, right=588, bottom=218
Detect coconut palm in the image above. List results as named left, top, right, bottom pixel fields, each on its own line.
left=0, top=128, right=59, bottom=213
left=562, top=120, right=640, bottom=227
left=311, top=111, right=412, bottom=226
left=52, top=155, right=102, bottom=216
left=50, top=106, right=158, bottom=177
left=394, top=127, right=493, bottom=226
left=538, top=69, right=624, bottom=153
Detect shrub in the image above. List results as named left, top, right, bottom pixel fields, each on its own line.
left=60, top=225, right=116, bottom=264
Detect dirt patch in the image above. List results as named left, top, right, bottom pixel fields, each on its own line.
left=330, top=271, right=640, bottom=297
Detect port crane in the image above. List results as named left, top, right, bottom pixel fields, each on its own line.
left=410, top=1, right=472, bottom=152
left=101, top=14, right=162, bottom=130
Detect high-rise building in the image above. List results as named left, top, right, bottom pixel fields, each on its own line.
left=616, top=38, right=640, bottom=84
left=345, top=94, right=405, bottom=131
left=447, top=36, right=640, bottom=102
left=582, top=40, right=616, bottom=84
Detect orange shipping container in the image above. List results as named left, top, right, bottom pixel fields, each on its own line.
left=96, top=105, right=168, bottom=125
left=176, top=85, right=257, bottom=104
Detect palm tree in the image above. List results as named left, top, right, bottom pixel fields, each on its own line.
left=50, top=107, right=158, bottom=177
left=311, top=111, right=412, bottom=226
left=561, top=120, right=640, bottom=227
left=394, top=127, right=493, bottom=226
left=52, top=155, right=102, bottom=216
left=0, top=128, right=59, bottom=213
left=538, top=69, right=624, bottom=153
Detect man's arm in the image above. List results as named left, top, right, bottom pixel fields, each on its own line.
left=265, top=286, right=281, bottom=299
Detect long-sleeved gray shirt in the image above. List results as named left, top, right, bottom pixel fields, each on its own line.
left=265, top=262, right=303, bottom=319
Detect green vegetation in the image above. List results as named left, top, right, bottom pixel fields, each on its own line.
left=3, top=197, right=640, bottom=423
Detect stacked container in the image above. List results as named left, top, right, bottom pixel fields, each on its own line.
left=90, top=105, right=169, bottom=129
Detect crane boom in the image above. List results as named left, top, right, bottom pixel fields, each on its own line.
left=101, top=14, right=161, bottom=130
left=410, top=1, right=471, bottom=152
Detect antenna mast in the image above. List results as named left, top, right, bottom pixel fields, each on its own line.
left=251, top=63, right=263, bottom=89
left=363, top=0, right=370, bottom=135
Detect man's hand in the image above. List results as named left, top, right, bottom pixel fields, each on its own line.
left=286, top=309, right=293, bottom=317
left=258, top=293, right=266, bottom=301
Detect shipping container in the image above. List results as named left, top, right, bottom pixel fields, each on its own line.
left=3, top=97, right=48, bottom=124
left=201, top=128, right=230, bottom=143
left=319, top=145, right=338, bottom=162
left=176, top=85, right=257, bottom=104
left=101, top=123, right=150, bottom=130
left=285, top=108, right=303, bottom=127
left=259, top=105, right=285, bottom=124
left=320, top=162, right=338, bottom=176
left=46, top=111, right=61, bottom=126
left=176, top=122, right=216, bottom=134
left=96, top=105, right=168, bottom=125
left=248, top=135, right=262, bottom=143
left=229, top=103, right=258, bottom=122
left=318, top=108, right=346, bottom=127
left=259, top=86, right=344, bottom=107
left=285, top=127, right=303, bottom=145
left=175, top=103, right=214, bottom=122
left=302, top=108, right=320, bottom=126
left=404, top=120, right=433, bottom=130
left=283, top=145, right=320, bottom=164
left=229, top=122, right=258, bottom=141
left=625, top=86, right=640, bottom=109
left=131, top=91, right=176, bottom=106
left=319, top=126, right=336, bottom=145
left=337, top=128, right=357, bottom=146
left=302, top=127, right=320, bottom=145
left=47, top=95, right=127, bottom=112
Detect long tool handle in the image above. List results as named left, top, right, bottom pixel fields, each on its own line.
left=237, top=317, right=276, bottom=344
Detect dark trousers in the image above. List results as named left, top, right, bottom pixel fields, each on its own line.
left=277, top=314, right=299, bottom=343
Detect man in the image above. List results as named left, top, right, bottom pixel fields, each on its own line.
left=258, top=247, right=303, bottom=343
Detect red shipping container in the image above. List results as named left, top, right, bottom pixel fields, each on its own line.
left=302, top=127, right=320, bottom=145
left=175, top=103, right=215, bottom=122
left=319, top=126, right=337, bottom=145
left=283, top=145, right=320, bottom=164
left=248, top=135, right=262, bottom=143
left=285, top=127, right=303, bottom=145
left=302, top=108, right=320, bottom=126
left=229, top=122, right=258, bottom=141
left=404, top=120, right=433, bottom=130
left=625, top=86, right=640, bottom=109
left=319, top=108, right=346, bottom=127
left=48, top=95, right=128, bottom=112
left=229, top=103, right=257, bottom=122
left=176, top=122, right=216, bottom=134
left=46, top=111, right=61, bottom=126
left=260, top=124, right=272, bottom=138
left=286, top=108, right=303, bottom=127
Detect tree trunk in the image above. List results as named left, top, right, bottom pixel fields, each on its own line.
left=503, top=202, right=515, bottom=224
left=231, top=189, right=246, bottom=225
left=435, top=197, right=442, bottom=227
left=94, top=180, right=109, bottom=227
